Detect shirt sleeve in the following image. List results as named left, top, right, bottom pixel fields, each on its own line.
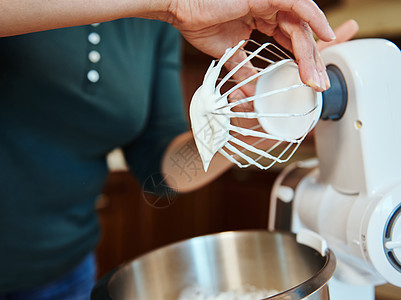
left=123, top=22, right=188, bottom=194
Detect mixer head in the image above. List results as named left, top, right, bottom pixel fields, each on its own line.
left=190, top=40, right=322, bottom=171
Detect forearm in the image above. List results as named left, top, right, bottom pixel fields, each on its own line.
left=162, top=131, right=232, bottom=193
left=0, top=0, right=172, bottom=37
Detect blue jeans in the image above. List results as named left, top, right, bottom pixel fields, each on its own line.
left=0, top=253, right=96, bottom=300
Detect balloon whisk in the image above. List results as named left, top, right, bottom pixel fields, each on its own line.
left=190, top=40, right=322, bottom=171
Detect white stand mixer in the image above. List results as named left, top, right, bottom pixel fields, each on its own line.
left=190, top=36, right=401, bottom=299
left=270, top=38, right=401, bottom=299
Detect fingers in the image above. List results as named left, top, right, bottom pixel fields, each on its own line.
left=317, top=19, right=359, bottom=51
left=295, top=39, right=329, bottom=92
left=253, top=0, right=336, bottom=91
left=272, top=29, right=293, bottom=52
left=276, top=11, right=329, bottom=91
left=269, top=0, right=336, bottom=42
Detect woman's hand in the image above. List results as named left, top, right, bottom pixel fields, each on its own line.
left=317, top=19, right=359, bottom=51
left=168, top=0, right=336, bottom=91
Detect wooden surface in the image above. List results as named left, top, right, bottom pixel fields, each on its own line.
left=95, top=167, right=279, bottom=278
left=376, top=284, right=401, bottom=300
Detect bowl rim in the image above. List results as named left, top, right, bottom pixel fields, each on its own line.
left=103, top=229, right=336, bottom=300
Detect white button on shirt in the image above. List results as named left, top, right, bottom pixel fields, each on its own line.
left=88, top=32, right=101, bottom=45
left=87, top=70, right=100, bottom=83
left=87, top=27, right=101, bottom=83
left=88, top=50, right=101, bottom=63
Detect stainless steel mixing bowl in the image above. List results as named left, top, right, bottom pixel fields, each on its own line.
left=91, top=230, right=336, bottom=300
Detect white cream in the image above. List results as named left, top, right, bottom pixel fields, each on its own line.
left=190, top=42, right=245, bottom=171
left=178, top=285, right=278, bottom=300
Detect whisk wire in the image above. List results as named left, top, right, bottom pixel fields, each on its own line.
left=229, top=136, right=283, bottom=160
left=242, top=39, right=292, bottom=60
left=228, top=124, right=294, bottom=142
left=215, top=82, right=305, bottom=113
left=222, top=142, right=270, bottom=169
left=216, top=41, right=274, bottom=93
left=218, top=58, right=292, bottom=102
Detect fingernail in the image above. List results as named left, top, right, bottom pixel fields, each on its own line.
left=329, top=27, right=336, bottom=40
left=319, top=71, right=326, bottom=90
left=307, top=70, right=321, bottom=90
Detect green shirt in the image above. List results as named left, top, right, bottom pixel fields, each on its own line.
left=0, top=18, right=187, bottom=292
